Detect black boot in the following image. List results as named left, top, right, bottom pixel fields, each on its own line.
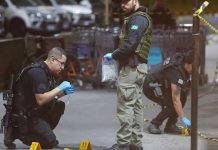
left=147, top=123, right=162, bottom=134
left=103, top=144, right=130, bottom=150
left=164, top=124, right=182, bottom=134
left=4, top=126, right=16, bottom=149
left=130, top=144, right=143, bottom=150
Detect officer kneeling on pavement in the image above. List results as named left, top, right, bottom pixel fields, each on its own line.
left=4, top=47, right=75, bottom=149
left=143, top=51, right=194, bottom=134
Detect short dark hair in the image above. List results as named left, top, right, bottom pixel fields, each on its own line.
left=48, top=47, right=67, bottom=59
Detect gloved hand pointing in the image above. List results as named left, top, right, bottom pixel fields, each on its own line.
left=58, top=81, right=72, bottom=92
left=103, top=53, right=113, bottom=61
left=181, top=117, right=191, bottom=127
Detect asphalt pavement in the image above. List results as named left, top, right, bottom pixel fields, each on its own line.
left=0, top=38, right=217, bottom=150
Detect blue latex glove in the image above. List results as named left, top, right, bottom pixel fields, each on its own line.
left=181, top=117, right=191, bottom=127
left=58, top=81, right=72, bottom=92
left=103, top=53, right=113, bottom=61
left=64, top=84, right=75, bottom=94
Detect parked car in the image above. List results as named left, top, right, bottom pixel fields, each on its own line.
left=79, top=0, right=92, bottom=9
left=30, top=0, right=72, bottom=31
left=89, top=0, right=104, bottom=26
left=0, top=6, right=6, bottom=37
left=42, top=0, right=95, bottom=26
left=1, top=0, right=61, bottom=37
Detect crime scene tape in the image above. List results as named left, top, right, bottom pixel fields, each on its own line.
left=198, top=132, right=218, bottom=142
left=144, top=117, right=218, bottom=140
left=142, top=103, right=159, bottom=109
left=193, top=1, right=218, bottom=34
left=143, top=118, right=191, bottom=136
left=193, top=1, right=209, bottom=16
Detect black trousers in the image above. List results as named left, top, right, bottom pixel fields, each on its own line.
left=143, top=82, right=188, bottom=127
left=21, top=100, right=65, bottom=149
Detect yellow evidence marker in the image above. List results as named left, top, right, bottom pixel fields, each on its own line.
left=29, top=142, right=41, bottom=150
left=79, top=140, right=92, bottom=150
left=178, top=126, right=191, bottom=136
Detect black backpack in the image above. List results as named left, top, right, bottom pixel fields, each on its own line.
left=149, top=52, right=185, bottom=75
left=143, top=52, right=186, bottom=98
left=1, top=61, right=51, bottom=147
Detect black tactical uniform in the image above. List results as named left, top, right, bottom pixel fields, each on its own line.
left=11, top=61, right=65, bottom=148
left=143, top=59, right=191, bottom=132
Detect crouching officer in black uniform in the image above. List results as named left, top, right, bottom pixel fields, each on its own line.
left=143, top=51, right=194, bottom=134
left=4, top=47, right=75, bottom=149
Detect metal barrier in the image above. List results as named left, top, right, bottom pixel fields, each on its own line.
left=22, top=35, right=64, bottom=68
left=149, top=26, right=208, bottom=85
left=0, top=26, right=207, bottom=90
left=58, top=27, right=117, bottom=88
left=0, top=38, right=26, bottom=90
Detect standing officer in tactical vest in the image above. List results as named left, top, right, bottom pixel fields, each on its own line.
left=143, top=51, right=193, bottom=135
left=4, top=47, right=75, bottom=149
left=104, top=0, right=152, bottom=150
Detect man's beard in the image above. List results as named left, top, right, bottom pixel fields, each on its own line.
left=123, top=6, right=135, bottom=16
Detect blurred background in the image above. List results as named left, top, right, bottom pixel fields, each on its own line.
left=0, top=0, right=217, bottom=90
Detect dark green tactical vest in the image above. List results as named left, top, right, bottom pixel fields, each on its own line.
left=119, top=11, right=152, bottom=61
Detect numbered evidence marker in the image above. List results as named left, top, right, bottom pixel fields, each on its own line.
left=29, top=142, right=41, bottom=150
left=178, top=126, right=191, bottom=136
left=79, top=140, right=92, bottom=150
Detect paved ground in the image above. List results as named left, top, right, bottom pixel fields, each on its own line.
left=0, top=37, right=217, bottom=150
left=0, top=86, right=217, bottom=150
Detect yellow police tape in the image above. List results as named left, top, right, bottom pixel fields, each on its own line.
left=193, top=1, right=218, bottom=34
left=143, top=102, right=218, bottom=141
left=198, top=132, right=218, bottom=142
left=143, top=103, right=159, bottom=109
left=144, top=118, right=218, bottom=140
left=193, top=1, right=209, bottom=16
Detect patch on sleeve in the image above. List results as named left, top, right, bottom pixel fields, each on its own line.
left=131, top=25, right=139, bottom=30
left=178, top=79, right=184, bottom=85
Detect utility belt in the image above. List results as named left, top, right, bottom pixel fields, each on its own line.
left=121, top=55, right=147, bottom=68
left=144, top=74, right=155, bottom=85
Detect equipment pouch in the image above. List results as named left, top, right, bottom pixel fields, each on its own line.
left=17, top=113, right=28, bottom=139
left=149, top=82, right=163, bottom=97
